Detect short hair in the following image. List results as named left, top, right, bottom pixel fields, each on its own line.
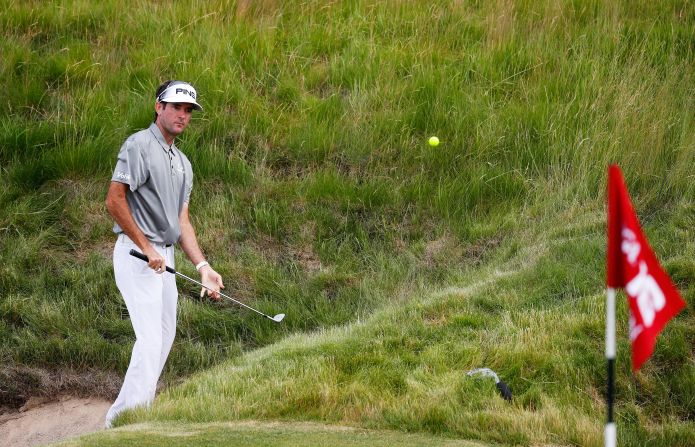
left=153, top=80, right=173, bottom=122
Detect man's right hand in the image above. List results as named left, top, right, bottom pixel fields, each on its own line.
left=143, top=246, right=166, bottom=274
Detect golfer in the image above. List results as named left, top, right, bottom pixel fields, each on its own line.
left=104, top=80, right=224, bottom=427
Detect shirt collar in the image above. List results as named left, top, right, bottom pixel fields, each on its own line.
left=148, top=123, right=178, bottom=153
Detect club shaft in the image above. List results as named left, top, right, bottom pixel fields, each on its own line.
left=174, top=270, right=274, bottom=320
left=128, top=249, right=278, bottom=321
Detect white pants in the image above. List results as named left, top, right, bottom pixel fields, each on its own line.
left=105, top=235, right=178, bottom=428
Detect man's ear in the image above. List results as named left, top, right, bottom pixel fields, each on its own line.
left=154, top=101, right=164, bottom=121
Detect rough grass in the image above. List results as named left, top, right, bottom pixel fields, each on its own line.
left=0, top=0, right=693, bottom=445
left=108, top=205, right=694, bottom=446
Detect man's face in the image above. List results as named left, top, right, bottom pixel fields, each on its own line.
left=155, top=102, right=194, bottom=141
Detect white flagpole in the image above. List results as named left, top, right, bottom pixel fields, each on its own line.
left=605, top=287, right=617, bottom=447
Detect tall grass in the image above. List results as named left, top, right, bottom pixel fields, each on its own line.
left=121, top=209, right=694, bottom=445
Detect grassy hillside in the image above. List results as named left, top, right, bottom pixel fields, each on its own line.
left=92, top=205, right=695, bottom=446
left=0, top=0, right=693, bottom=445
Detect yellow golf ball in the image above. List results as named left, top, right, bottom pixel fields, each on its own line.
left=428, top=136, right=440, bottom=147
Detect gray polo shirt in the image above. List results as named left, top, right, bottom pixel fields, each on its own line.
left=111, top=123, right=194, bottom=244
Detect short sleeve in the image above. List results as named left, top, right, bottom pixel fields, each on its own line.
left=183, top=160, right=194, bottom=203
left=111, top=138, right=148, bottom=191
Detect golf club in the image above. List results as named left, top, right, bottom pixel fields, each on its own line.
left=129, top=249, right=285, bottom=323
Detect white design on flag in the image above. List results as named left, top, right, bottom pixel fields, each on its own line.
left=628, top=315, right=643, bottom=341
left=619, top=226, right=667, bottom=340
left=620, top=228, right=640, bottom=264
left=626, top=261, right=666, bottom=329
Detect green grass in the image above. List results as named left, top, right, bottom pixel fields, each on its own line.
left=104, top=207, right=694, bottom=446
left=56, top=421, right=485, bottom=447
left=0, top=0, right=693, bottom=445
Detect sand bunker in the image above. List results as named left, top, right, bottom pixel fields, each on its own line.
left=0, top=395, right=110, bottom=447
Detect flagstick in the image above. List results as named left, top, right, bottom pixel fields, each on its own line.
left=605, top=287, right=617, bottom=447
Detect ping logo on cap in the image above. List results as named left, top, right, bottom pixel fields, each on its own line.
left=175, top=88, right=196, bottom=99
left=157, top=80, right=203, bottom=111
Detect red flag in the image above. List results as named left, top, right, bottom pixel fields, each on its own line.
left=607, top=165, right=686, bottom=370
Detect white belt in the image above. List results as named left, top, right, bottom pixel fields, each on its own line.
left=118, top=234, right=173, bottom=248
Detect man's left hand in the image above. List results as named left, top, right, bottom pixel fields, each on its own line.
left=199, top=266, right=224, bottom=300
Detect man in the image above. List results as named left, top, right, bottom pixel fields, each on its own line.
left=104, top=80, right=224, bottom=428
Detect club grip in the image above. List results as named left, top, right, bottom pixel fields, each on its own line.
left=129, top=249, right=176, bottom=274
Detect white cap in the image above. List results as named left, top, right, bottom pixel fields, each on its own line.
left=157, top=81, right=203, bottom=111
